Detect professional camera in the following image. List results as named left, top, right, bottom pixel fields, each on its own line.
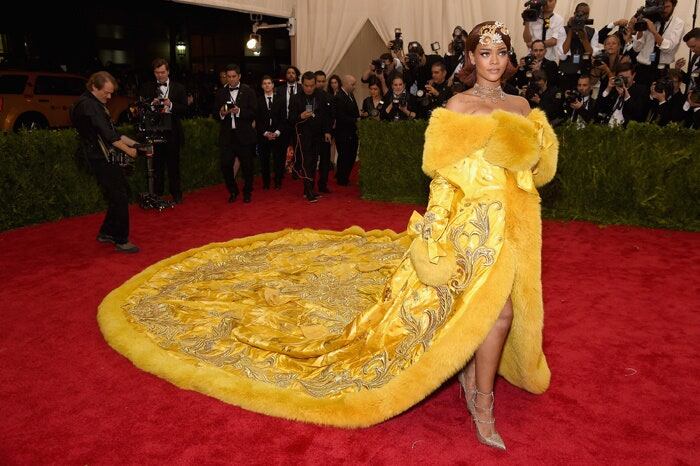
left=391, top=28, right=403, bottom=51
left=521, top=54, right=536, bottom=70
left=592, top=51, right=609, bottom=68
left=653, top=76, right=674, bottom=97
left=565, top=89, right=583, bottom=105
left=406, top=52, right=421, bottom=69
left=525, top=79, right=541, bottom=100
left=392, top=93, right=407, bottom=108
left=522, top=0, right=545, bottom=23
left=571, top=13, right=594, bottom=31
left=415, top=89, right=431, bottom=107
left=613, top=75, right=628, bottom=87
left=633, top=0, right=664, bottom=32
left=371, top=58, right=384, bottom=72
left=452, top=36, right=465, bottom=54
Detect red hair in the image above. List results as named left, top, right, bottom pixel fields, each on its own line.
left=457, top=21, right=517, bottom=89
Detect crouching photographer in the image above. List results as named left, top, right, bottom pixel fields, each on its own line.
left=71, top=71, right=141, bottom=253
left=647, top=70, right=686, bottom=125
left=381, top=74, right=417, bottom=121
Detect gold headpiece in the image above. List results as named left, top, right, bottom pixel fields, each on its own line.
left=479, top=21, right=510, bottom=46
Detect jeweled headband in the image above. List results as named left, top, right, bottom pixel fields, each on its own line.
left=479, top=21, right=510, bottom=46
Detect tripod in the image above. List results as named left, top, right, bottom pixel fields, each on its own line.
left=137, top=139, right=174, bottom=211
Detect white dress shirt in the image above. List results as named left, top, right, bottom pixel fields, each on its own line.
left=527, top=13, right=567, bottom=62
left=632, top=15, right=685, bottom=66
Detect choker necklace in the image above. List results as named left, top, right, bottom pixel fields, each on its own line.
left=471, top=82, right=506, bottom=103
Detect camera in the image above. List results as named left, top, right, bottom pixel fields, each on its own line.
left=634, top=0, right=664, bottom=32
left=565, top=89, right=582, bottom=105
left=571, top=13, right=594, bottom=31
left=406, top=52, right=421, bottom=69
left=223, top=100, right=234, bottom=112
left=392, top=94, right=407, bottom=108
left=592, top=51, right=609, bottom=67
left=391, top=28, right=403, bottom=51
left=525, top=79, right=541, bottom=100
left=416, top=89, right=431, bottom=107
left=522, top=54, right=536, bottom=69
left=613, top=75, right=628, bottom=87
left=452, top=36, right=465, bottom=54
left=522, top=0, right=545, bottom=23
left=131, top=97, right=170, bottom=143
left=371, top=58, right=384, bottom=72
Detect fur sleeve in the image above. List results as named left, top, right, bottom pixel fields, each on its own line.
left=528, top=109, right=559, bottom=187
left=482, top=110, right=540, bottom=172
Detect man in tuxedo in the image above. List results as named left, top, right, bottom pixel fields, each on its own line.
left=675, top=28, right=700, bottom=127
left=333, top=75, right=360, bottom=187
left=138, top=58, right=187, bottom=204
left=563, top=75, right=596, bottom=125
left=314, top=70, right=333, bottom=193
left=256, top=75, right=286, bottom=190
left=288, top=71, right=332, bottom=202
left=276, top=66, right=302, bottom=177
left=215, top=63, right=258, bottom=203
left=595, top=62, right=649, bottom=127
left=526, top=70, right=564, bottom=122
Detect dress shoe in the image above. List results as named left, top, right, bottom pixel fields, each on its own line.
left=318, top=186, right=331, bottom=194
left=305, top=193, right=318, bottom=203
left=243, top=194, right=252, bottom=203
left=173, top=194, right=183, bottom=204
left=96, top=233, right=116, bottom=244
left=115, top=241, right=140, bottom=254
left=228, top=193, right=238, bottom=203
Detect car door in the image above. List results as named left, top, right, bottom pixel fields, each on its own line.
left=33, top=75, right=85, bottom=127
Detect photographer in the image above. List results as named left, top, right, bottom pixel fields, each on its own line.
left=560, top=2, right=595, bottom=91
left=381, top=74, right=417, bottom=121
left=675, top=28, right=700, bottom=91
left=72, top=71, right=139, bottom=253
left=676, top=28, right=700, bottom=127
left=289, top=71, right=332, bottom=202
left=595, top=62, right=649, bottom=126
left=445, top=26, right=467, bottom=76
left=256, top=75, right=286, bottom=190
left=138, top=58, right=187, bottom=204
left=215, top=64, right=258, bottom=203
left=522, top=0, right=567, bottom=63
left=361, top=77, right=384, bottom=121
left=513, top=40, right=559, bottom=89
left=591, top=34, right=633, bottom=91
left=416, top=61, right=452, bottom=118
left=562, top=74, right=596, bottom=126
left=524, top=69, right=564, bottom=121
left=630, top=0, right=685, bottom=88
left=362, top=52, right=402, bottom=92
left=647, top=72, right=679, bottom=125
left=402, top=41, right=443, bottom=96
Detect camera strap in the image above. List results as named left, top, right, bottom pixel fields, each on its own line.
left=651, top=18, right=670, bottom=66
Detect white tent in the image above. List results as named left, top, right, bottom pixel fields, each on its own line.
left=177, top=0, right=697, bottom=74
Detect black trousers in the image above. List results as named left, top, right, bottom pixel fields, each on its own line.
left=298, top=132, right=320, bottom=193
left=220, top=130, right=254, bottom=196
left=318, top=139, right=331, bottom=189
left=153, top=136, right=181, bottom=197
left=89, top=158, right=130, bottom=244
left=335, top=131, right=359, bottom=185
left=257, top=138, right=286, bottom=187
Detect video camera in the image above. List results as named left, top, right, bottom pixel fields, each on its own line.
left=633, top=0, right=664, bottom=32
left=564, top=89, right=582, bottom=105
left=522, top=0, right=545, bottom=23
left=131, top=97, right=171, bottom=144
left=653, top=76, right=674, bottom=97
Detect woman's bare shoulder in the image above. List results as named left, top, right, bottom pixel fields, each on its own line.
left=505, top=94, right=531, bottom=116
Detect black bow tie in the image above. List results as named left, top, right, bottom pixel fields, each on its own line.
left=229, top=86, right=240, bottom=91
left=158, top=82, right=167, bottom=88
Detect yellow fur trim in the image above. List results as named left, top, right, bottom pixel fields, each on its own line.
left=483, top=109, right=539, bottom=172
left=409, top=238, right=457, bottom=286
left=528, top=109, right=559, bottom=187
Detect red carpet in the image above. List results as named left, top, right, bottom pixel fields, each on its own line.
left=1, top=175, right=698, bottom=465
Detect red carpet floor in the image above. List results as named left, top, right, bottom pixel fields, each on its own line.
left=1, top=175, right=698, bottom=465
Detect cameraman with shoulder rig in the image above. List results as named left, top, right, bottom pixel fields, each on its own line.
left=629, top=0, right=685, bottom=88
left=71, top=71, right=140, bottom=253
left=559, top=2, right=596, bottom=92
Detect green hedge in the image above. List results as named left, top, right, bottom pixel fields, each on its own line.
left=1, top=118, right=698, bottom=232
left=0, top=118, right=220, bottom=231
left=359, top=120, right=700, bottom=231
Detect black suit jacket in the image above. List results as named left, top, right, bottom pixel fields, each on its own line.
left=333, top=89, right=360, bottom=136
left=275, top=82, right=302, bottom=118
left=596, top=82, right=649, bottom=125
left=215, top=83, right=258, bottom=146
left=138, top=80, right=187, bottom=144
left=565, top=95, right=596, bottom=124
left=256, top=93, right=285, bottom=138
left=288, top=89, right=331, bottom=138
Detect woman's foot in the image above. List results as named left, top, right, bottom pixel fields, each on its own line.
left=457, top=359, right=476, bottom=412
left=469, top=390, right=506, bottom=451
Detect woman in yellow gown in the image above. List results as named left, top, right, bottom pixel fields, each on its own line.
left=98, top=21, right=558, bottom=451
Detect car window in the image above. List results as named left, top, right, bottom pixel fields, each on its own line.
left=35, top=76, right=85, bottom=96
left=0, top=75, right=28, bottom=94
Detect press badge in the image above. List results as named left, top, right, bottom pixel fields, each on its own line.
left=649, top=52, right=657, bottom=63
left=573, top=54, right=581, bottom=64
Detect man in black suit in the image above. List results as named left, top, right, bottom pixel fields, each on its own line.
left=276, top=66, right=302, bottom=177
left=288, top=71, right=332, bottom=202
left=256, top=75, right=286, bottom=190
left=333, top=75, right=360, bottom=186
left=314, top=70, right=333, bottom=193
left=215, top=63, right=258, bottom=203
left=562, top=75, right=596, bottom=126
left=595, top=62, right=649, bottom=127
left=138, top=58, right=187, bottom=204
